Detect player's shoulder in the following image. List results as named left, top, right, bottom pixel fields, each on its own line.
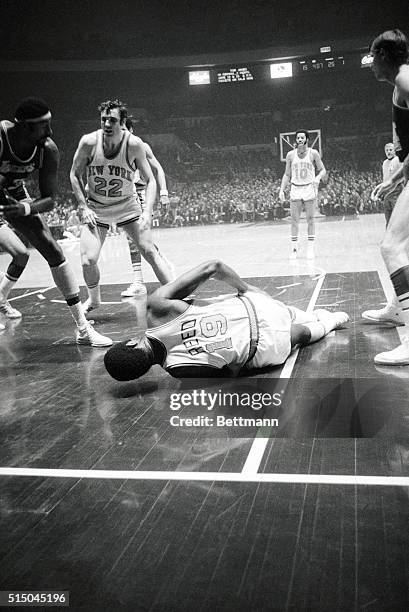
left=286, top=149, right=295, bottom=160
left=128, top=133, right=145, bottom=153
left=79, top=130, right=99, bottom=147
left=395, top=67, right=409, bottom=95
left=143, top=141, right=153, bottom=155
left=0, top=120, right=13, bottom=129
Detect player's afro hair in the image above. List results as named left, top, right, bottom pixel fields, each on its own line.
left=104, top=339, right=153, bottom=381
left=15, top=97, right=51, bottom=122
left=295, top=129, right=309, bottom=140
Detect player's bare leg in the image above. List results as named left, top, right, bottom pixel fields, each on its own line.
left=80, top=223, right=108, bottom=313
left=289, top=200, right=301, bottom=259
left=369, top=184, right=409, bottom=364
left=304, top=199, right=316, bottom=259
left=123, top=220, right=173, bottom=285
left=0, top=224, right=28, bottom=319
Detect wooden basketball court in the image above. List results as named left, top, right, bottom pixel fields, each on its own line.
left=0, top=214, right=408, bottom=611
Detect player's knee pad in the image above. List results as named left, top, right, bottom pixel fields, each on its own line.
left=391, top=265, right=409, bottom=298
left=6, top=260, right=28, bottom=281
left=12, top=250, right=29, bottom=267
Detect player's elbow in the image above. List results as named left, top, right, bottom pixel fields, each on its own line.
left=69, top=170, right=78, bottom=188
left=205, top=260, right=222, bottom=277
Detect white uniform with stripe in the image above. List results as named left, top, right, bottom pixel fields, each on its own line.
left=145, top=291, right=292, bottom=373
left=289, top=147, right=317, bottom=202
left=86, top=129, right=142, bottom=226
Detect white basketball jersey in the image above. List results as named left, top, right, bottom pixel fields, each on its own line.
left=382, top=156, right=401, bottom=182
left=290, top=148, right=315, bottom=185
left=146, top=295, right=252, bottom=371
left=87, top=130, right=137, bottom=206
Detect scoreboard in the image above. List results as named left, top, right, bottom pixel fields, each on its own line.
left=188, top=50, right=372, bottom=85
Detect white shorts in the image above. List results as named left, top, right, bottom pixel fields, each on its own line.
left=87, top=196, right=142, bottom=228
left=290, top=183, right=317, bottom=202
left=245, top=291, right=292, bottom=368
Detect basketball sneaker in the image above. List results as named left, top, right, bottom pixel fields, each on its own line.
left=76, top=322, right=113, bottom=347
left=121, top=282, right=147, bottom=298
left=374, top=338, right=409, bottom=365
left=362, top=304, right=403, bottom=326
left=314, top=309, right=349, bottom=332
left=0, top=300, right=22, bottom=319
left=82, top=298, right=101, bottom=314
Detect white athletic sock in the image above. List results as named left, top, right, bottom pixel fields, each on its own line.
left=88, top=285, right=101, bottom=304
left=0, top=277, right=15, bottom=301
left=132, top=261, right=144, bottom=284
left=69, top=301, right=88, bottom=328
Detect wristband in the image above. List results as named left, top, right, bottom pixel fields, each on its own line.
left=22, top=201, right=31, bottom=216
left=160, top=189, right=169, bottom=197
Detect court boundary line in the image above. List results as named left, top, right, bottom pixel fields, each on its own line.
left=9, top=286, right=54, bottom=301
left=241, top=270, right=326, bottom=475
left=0, top=467, right=408, bottom=487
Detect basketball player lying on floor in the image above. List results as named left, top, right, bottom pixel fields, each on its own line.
left=104, top=260, right=349, bottom=380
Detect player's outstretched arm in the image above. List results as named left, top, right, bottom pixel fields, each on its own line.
left=151, top=260, right=250, bottom=301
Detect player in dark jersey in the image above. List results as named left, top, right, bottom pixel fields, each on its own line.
left=103, top=259, right=348, bottom=381
left=361, top=30, right=409, bottom=364
left=0, top=97, right=112, bottom=346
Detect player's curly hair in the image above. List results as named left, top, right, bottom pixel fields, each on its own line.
left=371, top=29, right=409, bottom=65
left=104, top=339, right=154, bottom=381
left=97, top=99, right=128, bottom=123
